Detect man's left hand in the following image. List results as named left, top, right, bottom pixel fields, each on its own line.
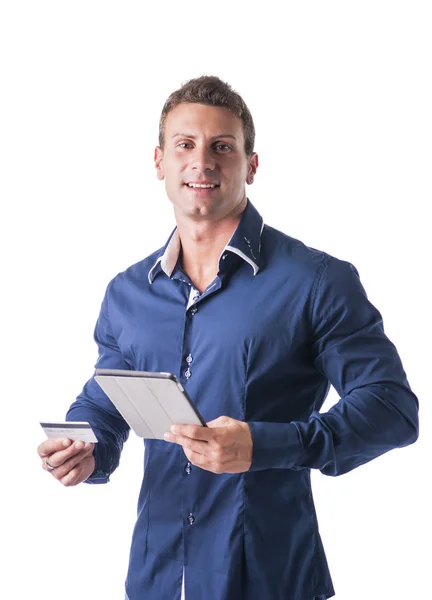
left=164, top=416, right=253, bottom=474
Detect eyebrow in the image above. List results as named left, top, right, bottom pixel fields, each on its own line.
left=171, top=133, right=237, bottom=141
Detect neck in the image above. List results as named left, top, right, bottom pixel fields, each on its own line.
left=175, top=198, right=246, bottom=293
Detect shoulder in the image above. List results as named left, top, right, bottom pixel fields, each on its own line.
left=261, top=224, right=362, bottom=293
left=104, top=246, right=164, bottom=296
left=262, top=224, right=349, bottom=274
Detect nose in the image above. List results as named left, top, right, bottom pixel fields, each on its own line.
left=190, top=145, right=215, bottom=172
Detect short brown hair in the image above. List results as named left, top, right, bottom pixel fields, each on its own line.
left=158, top=75, right=255, bottom=156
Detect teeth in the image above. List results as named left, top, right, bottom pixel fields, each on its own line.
left=187, top=183, right=217, bottom=188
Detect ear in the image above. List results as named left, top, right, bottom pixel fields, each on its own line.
left=246, top=153, right=259, bottom=185
left=154, top=146, right=164, bottom=181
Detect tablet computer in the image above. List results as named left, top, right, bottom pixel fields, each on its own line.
left=94, top=369, right=207, bottom=439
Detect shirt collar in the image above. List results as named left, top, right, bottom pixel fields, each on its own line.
left=148, top=199, right=264, bottom=284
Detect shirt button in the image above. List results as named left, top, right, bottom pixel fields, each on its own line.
left=187, top=513, right=195, bottom=525
left=184, top=368, right=191, bottom=379
left=185, top=462, right=192, bottom=474
left=186, top=354, right=193, bottom=365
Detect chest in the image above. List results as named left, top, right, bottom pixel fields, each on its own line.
left=109, top=269, right=311, bottom=380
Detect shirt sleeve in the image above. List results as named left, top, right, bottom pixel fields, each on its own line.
left=65, top=280, right=131, bottom=484
left=248, top=256, right=419, bottom=475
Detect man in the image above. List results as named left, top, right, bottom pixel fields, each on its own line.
left=37, top=75, right=419, bottom=600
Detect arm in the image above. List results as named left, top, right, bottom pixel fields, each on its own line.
left=66, top=280, right=131, bottom=483
left=248, top=256, right=419, bottom=475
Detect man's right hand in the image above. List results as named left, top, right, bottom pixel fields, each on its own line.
left=37, top=438, right=96, bottom=487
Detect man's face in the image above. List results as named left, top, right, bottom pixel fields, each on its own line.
left=154, top=103, right=258, bottom=221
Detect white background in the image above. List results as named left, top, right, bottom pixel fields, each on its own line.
left=1, top=1, right=431, bottom=599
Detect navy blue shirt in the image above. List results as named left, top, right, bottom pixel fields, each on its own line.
left=66, top=199, right=419, bottom=600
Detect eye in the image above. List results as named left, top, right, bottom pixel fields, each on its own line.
left=214, top=143, right=232, bottom=152
left=178, top=142, right=193, bottom=149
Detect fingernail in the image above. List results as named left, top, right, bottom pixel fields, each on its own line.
left=164, top=432, right=173, bottom=441
left=62, top=439, right=71, bottom=447
left=170, top=425, right=178, bottom=434
left=75, top=441, right=83, bottom=450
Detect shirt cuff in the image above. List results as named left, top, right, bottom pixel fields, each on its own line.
left=248, top=421, right=303, bottom=471
left=85, top=435, right=111, bottom=484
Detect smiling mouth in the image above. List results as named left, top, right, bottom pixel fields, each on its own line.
left=184, top=183, right=220, bottom=189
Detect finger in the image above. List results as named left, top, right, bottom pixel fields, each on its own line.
left=51, top=447, right=94, bottom=480
left=184, top=449, right=222, bottom=474
left=59, top=464, right=84, bottom=487
left=43, top=441, right=94, bottom=470
left=42, top=448, right=75, bottom=474
left=59, top=455, right=95, bottom=487
left=184, top=448, right=206, bottom=467
left=37, top=438, right=73, bottom=458
left=170, top=424, right=214, bottom=442
left=59, top=468, right=81, bottom=487
left=167, top=434, right=208, bottom=455
left=59, top=467, right=80, bottom=487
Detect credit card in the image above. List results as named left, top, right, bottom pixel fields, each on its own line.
left=40, top=421, right=98, bottom=443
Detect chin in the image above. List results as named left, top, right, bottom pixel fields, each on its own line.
left=171, top=192, right=225, bottom=218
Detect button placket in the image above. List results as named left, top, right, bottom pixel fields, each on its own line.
left=186, top=285, right=200, bottom=312
left=181, top=288, right=196, bottom=532
left=184, top=353, right=193, bottom=379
